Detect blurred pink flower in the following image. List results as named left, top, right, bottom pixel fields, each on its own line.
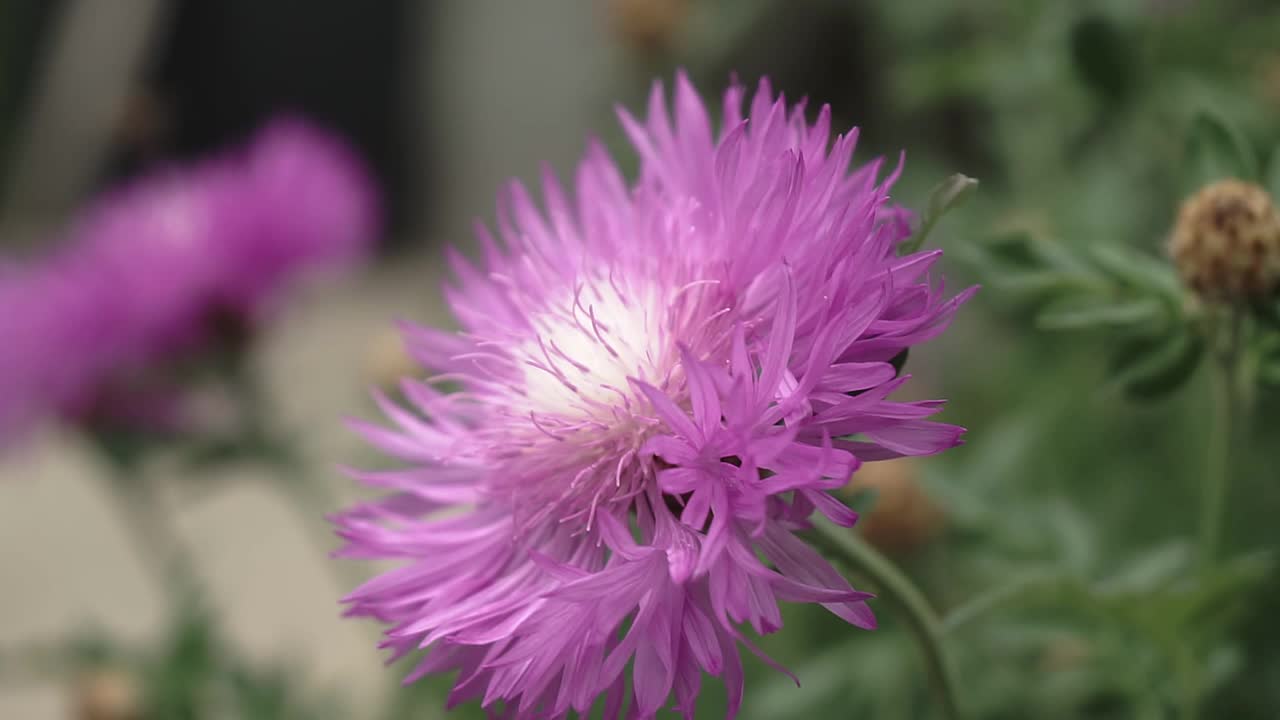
left=0, top=118, right=379, bottom=443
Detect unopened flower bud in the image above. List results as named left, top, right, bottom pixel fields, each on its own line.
left=1168, top=179, right=1280, bottom=301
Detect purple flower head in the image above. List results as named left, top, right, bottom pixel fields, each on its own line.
left=217, top=118, right=378, bottom=313
left=336, top=73, right=973, bottom=719
left=0, top=118, right=378, bottom=444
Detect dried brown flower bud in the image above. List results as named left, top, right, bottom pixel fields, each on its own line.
left=1168, top=179, right=1280, bottom=301
left=607, top=0, right=689, bottom=53
left=848, top=459, right=944, bottom=556
left=75, top=667, right=142, bottom=720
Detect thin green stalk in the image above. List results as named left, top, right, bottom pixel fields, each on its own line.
left=101, top=467, right=198, bottom=598
left=225, top=364, right=368, bottom=596
left=811, top=517, right=964, bottom=720
left=1198, top=307, right=1243, bottom=572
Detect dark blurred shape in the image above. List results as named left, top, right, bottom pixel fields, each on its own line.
left=695, top=2, right=883, bottom=140
left=112, top=0, right=419, bottom=241
left=1070, top=15, right=1138, bottom=104
left=687, top=1, right=996, bottom=179
left=0, top=2, right=67, bottom=198
left=0, top=1, right=73, bottom=222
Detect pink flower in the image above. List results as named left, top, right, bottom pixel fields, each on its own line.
left=335, top=73, right=973, bottom=718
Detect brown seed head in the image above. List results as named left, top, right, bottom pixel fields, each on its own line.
left=1168, top=179, right=1280, bottom=301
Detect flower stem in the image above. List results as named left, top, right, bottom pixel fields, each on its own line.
left=1198, top=306, right=1243, bottom=572
left=812, top=517, right=964, bottom=720
left=101, top=466, right=198, bottom=598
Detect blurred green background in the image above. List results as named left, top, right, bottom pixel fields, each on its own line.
left=2, top=1, right=1279, bottom=718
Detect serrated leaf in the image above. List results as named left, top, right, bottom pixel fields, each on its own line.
left=1040, top=499, right=1099, bottom=575
left=1087, top=244, right=1183, bottom=300
left=981, top=230, right=1096, bottom=275
left=1094, top=541, right=1193, bottom=597
left=983, top=231, right=1041, bottom=270
left=1184, top=112, right=1257, bottom=192
left=1107, top=328, right=1204, bottom=400
left=1036, top=295, right=1164, bottom=331
left=1137, top=551, right=1275, bottom=634
left=901, top=174, right=978, bottom=254
left=989, top=270, right=1085, bottom=299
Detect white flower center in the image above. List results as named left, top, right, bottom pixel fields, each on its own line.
left=520, top=277, right=668, bottom=419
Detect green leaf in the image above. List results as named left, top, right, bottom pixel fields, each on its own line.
left=1183, top=112, right=1257, bottom=192
left=1106, top=328, right=1204, bottom=400
left=901, top=173, right=978, bottom=254
left=1086, top=244, right=1183, bottom=300
left=982, top=231, right=1041, bottom=269
left=1136, top=551, right=1274, bottom=634
left=1094, top=541, right=1193, bottom=597
left=1035, top=294, right=1164, bottom=331
left=988, top=270, right=1085, bottom=300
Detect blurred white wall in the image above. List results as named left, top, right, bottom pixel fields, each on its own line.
left=422, top=0, right=626, bottom=242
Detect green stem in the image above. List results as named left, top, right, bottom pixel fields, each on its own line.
left=225, top=365, right=367, bottom=596
left=811, top=517, right=964, bottom=720
left=1198, top=307, right=1242, bottom=572
left=101, top=467, right=198, bottom=599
